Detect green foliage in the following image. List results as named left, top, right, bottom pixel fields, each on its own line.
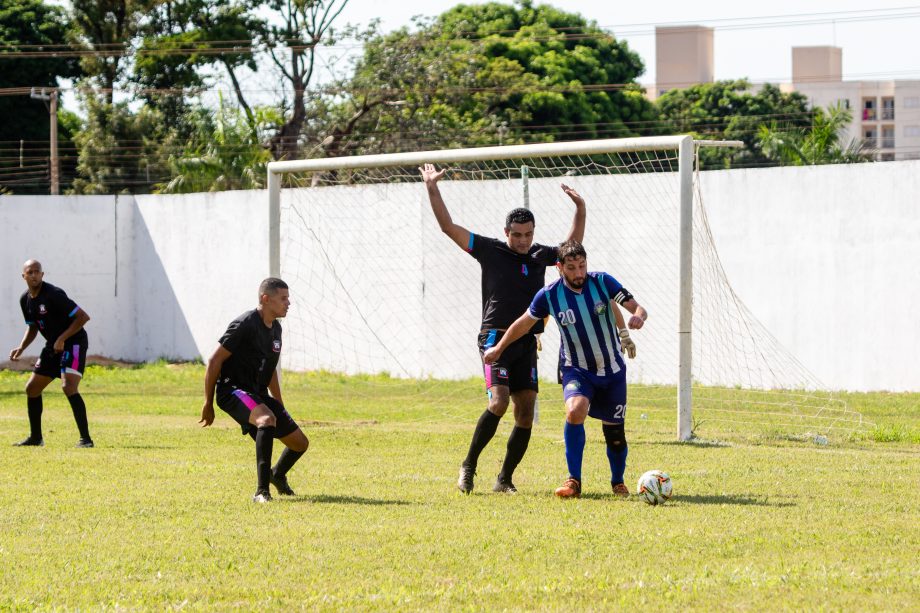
left=315, top=1, right=656, bottom=156
left=758, top=102, right=875, bottom=166
left=656, top=80, right=813, bottom=168
left=0, top=364, right=917, bottom=608
left=156, top=102, right=278, bottom=193
left=69, top=91, right=167, bottom=194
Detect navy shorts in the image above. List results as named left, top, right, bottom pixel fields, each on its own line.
left=478, top=330, right=539, bottom=394
left=33, top=342, right=87, bottom=380
left=561, top=366, right=627, bottom=424
left=215, top=385, right=299, bottom=439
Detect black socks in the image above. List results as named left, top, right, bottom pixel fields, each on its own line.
left=66, top=393, right=91, bottom=440
left=273, top=447, right=305, bottom=478
left=27, top=396, right=43, bottom=440
left=498, top=426, right=532, bottom=482
left=463, top=409, right=501, bottom=468
left=255, top=426, right=276, bottom=491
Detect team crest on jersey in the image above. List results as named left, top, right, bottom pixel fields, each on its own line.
left=593, top=301, right=607, bottom=315
left=272, top=340, right=281, bottom=352
left=38, top=304, right=47, bottom=315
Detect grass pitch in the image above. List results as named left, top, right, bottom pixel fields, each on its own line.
left=0, top=363, right=918, bottom=610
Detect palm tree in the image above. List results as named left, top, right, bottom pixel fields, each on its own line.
left=757, top=102, right=874, bottom=166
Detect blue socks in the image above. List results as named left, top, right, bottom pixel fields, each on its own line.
left=563, top=421, right=585, bottom=481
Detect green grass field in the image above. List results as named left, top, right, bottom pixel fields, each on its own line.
left=1, top=363, right=918, bottom=610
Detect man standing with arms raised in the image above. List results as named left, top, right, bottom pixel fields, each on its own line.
left=420, top=163, right=586, bottom=494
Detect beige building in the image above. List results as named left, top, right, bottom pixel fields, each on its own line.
left=650, top=31, right=920, bottom=160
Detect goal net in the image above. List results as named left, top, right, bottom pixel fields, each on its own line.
left=268, top=137, right=866, bottom=442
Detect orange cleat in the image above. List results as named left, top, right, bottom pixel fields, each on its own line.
left=554, top=477, right=582, bottom=498
left=612, top=482, right=630, bottom=497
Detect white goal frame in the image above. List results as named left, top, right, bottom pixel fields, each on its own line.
left=267, top=136, right=741, bottom=441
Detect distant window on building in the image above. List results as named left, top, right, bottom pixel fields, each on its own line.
left=880, top=153, right=895, bottom=161
left=905, top=126, right=920, bottom=138
left=882, top=98, right=895, bottom=120
left=839, top=99, right=850, bottom=109
left=905, top=97, right=920, bottom=109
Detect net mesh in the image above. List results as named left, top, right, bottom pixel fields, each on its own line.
left=275, top=145, right=866, bottom=440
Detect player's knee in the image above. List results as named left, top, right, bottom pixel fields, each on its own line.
left=513, top=405, right=534, bottom=427
left=291, top=432, right=309, bottom=453
left=565, top=402, right=588, bottom=423
left=25, top=383, right=42, bottom=397
left=253, top=413, right=276, bottom=428
left=602, top=423, right=627, bottom=448
left=62, top=381, right=79, bottom=396
left=488, top=395, right=509, bottom=416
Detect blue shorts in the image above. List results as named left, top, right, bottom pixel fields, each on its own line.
left=560, top=366, right=627, bottom=424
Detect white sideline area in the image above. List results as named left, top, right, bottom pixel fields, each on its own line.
left=0, top=161, right=917, bottom=392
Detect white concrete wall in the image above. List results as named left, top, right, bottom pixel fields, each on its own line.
left=1, top=161, right=917, bottom=392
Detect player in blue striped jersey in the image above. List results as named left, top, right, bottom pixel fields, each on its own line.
left=483, top=240, right=648, bottom=498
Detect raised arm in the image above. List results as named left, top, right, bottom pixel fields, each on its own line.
left=9, top=326, right=39, bottom=361
left=482, top=311, right=540, bottom=364
left=420, top=163, right=472, bottom=251
left=53, top=308, right=90, bottom=353
left=200, top=345, right=232, bottom=427
left=561, top=183, right=586, bottom=243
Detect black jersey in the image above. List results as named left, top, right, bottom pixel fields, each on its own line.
left=218, top=309, right=282, bottom=391
left=20, top=282, right=88, bottom=347
left=466, top=233, right=558, bottom=333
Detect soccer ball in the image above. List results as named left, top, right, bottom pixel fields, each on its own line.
left=637, top=470, right=673, bottom=505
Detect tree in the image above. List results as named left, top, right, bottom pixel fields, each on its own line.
left=133, top=0, right=261, bottom=129
left=757, top=102, right=874, bottom=166
left=656, top=80, right=813, bottom=168
left=155, top=101, right=277, bottom=193
left=0, top=0, right=81, bottom=193
left=310, top=1, right=657, bottom=157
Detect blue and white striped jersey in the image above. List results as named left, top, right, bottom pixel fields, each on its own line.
left=529, top=272, right=632, bottom=376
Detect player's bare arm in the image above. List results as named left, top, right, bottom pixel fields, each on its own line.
left=621, top=299, right=648, bottom=330
left=200, top=345, right=232, bottom=427
left=419, top=163, right=471, bottom=250
left=9, top=326, right=39, bottom=361
left=268, top=368, right=284, bottom=405
left=561, top=184, right=587, bottom=243
left=482, top=312, right=539, bottom=364
left=53, top=308, right=90, bottom=353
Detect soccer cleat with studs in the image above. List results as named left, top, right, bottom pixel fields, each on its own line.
left=554, top=477, right=582, bottom=498
left=13, top=436, right=44, bottom=447
left=252, top=490, right=273, bottom=503
left=76, top=438, right=95, bottom=448
left=270, top=472, right=296, bottom=496
left=612, top=482, right=630, bottom=497
left=493, top=477, right=517, bottom=494
left=457, top=464, right=475, bottom=494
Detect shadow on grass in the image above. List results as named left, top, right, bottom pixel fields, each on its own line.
left=293, top=494, right=411, bottom=506
left=673, top=494, right=795, bottom=507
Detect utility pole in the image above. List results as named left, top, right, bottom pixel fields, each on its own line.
left=30, top=87, right=59, bottom=195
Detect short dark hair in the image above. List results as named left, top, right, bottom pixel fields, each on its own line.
left=259, top=277, right=288, bottom=297
left=505, top=207, right=535, bottom=229
left=558, top=240, right=586, bottom=263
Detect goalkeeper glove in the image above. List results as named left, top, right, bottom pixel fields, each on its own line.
left=618, top=329, right=636, bottom=359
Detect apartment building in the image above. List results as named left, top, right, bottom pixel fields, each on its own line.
left=650, top=29, right=920, bottom=160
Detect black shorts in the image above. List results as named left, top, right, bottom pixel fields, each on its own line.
left=477, top=330, right=539, bottom=394
left=215, top=385, right=299, bottom=439
left=33, top=342, right=88, bottom=380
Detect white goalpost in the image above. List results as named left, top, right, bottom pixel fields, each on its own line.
left=266, top=136, right=865, bottom=443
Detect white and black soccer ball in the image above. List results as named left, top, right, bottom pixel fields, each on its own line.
left=637, top=470, right=673, bottom=505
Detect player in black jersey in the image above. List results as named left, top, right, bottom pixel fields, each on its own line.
left=9, top=260, right=93, bottom=447
left=420, top=163, right=586, bottom=494
left=199, top=278, right=309, bottom=503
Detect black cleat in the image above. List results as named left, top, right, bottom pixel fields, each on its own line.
left=270, top=472, right=296, bottom=496
left=76, top=438, right=94, bottom=448
left=13, top=436, right=44, bottom=447
left=252, top=490, right=273, bottom=503
left=493, top=478, right=518, bottom=494
left=457, top=464, right=475, bottom=494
